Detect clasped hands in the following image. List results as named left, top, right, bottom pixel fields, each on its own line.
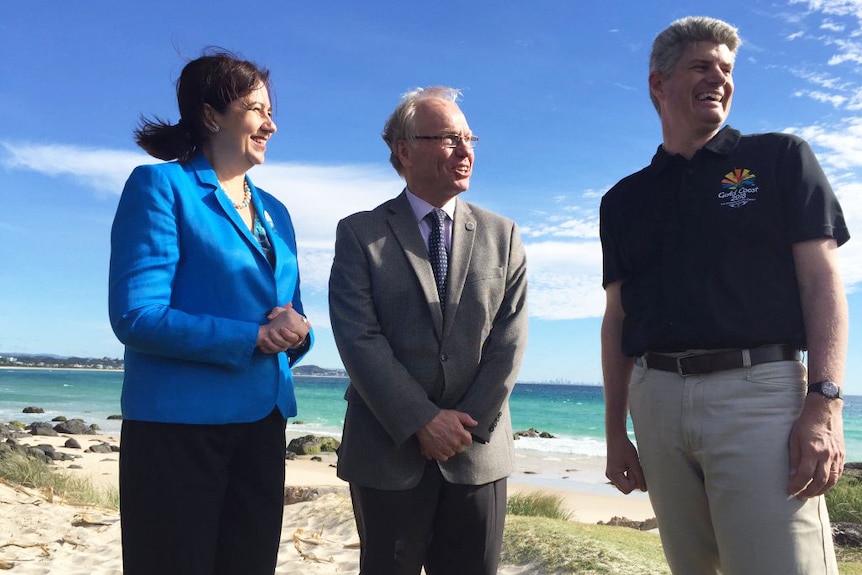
left=416, top=409, right=477, bottom=462
left=256, top=302, right=310, bottom=354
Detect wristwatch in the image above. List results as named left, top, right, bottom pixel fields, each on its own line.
left=808, top=380, right=843, bottom=400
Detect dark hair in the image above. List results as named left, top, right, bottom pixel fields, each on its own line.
left=135, top=49, right=271, bottom=162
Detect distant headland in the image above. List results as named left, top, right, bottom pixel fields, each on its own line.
left=0, top=353, right=346, bottom=377
left=0, top=354, right=124, bottom=370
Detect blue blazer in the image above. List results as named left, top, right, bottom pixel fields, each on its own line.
left=109, top=153, right=312, bottom=424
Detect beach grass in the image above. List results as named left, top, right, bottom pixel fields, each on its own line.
left=829, top=476, right=862, bottom=523
left=0, top=451, right=119, bottom=509
left=502, top=515, right=669, bottom=574
left=507, top=491, right=573, bottom=521
left=504, top=490, right=667, bottom=573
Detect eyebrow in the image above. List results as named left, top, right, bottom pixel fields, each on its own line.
left=242, top=100, right=273, bottom=111
left=688, top=57, right=733, bottom=68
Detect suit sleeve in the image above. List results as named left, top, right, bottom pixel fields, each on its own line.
left=455, top=222, right=528, bottom=443
left=108, top=166, right=259, bottom=369
left=329, top=218, right=441, bottom=446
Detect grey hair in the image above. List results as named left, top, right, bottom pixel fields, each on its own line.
left=649, top=16, right=741, bottom=114
left=382, top=86, right=463, bottom=176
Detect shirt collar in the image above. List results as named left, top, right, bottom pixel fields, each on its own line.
left=405, top=188, right=456, bottom=223
left=649, top=125, right=741, bottom=174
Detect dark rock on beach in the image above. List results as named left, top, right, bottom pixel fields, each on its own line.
left=28, top=422, right=58, bottom=437
left=598, top=516, right=659, bottom=531
left=287, top=434, right=340, bottom=456
left=54, top=419, right=98, bottom=435
left=22, top=406, right=44, bottom=414
left=843, top=462, right=862, bottom=482
left=1, top=419, right=117, bottom=466
left=833, top=522, right=862, bottom=547
left=33, top=443, right=78, bottom=462
left=24, top=445, right=52, bottom=464
left=513, top=427, right=555, bottom=439
left=85, top=442, right=115, bottom=454
left=284, top=485, right=347, bottom=505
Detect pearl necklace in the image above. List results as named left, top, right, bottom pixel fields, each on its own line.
left=233, top=179, right=251, bottom=210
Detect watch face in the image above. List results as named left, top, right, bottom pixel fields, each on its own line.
left=822, top=381, right=840, bottom=398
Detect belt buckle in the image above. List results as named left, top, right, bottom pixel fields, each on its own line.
left=676, top=354, right=696, bottom=376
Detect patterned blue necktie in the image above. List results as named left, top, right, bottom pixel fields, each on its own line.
left=426, top=208, right=448, bottom=311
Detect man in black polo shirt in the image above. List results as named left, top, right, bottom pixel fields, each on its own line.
left=600, top=16, right=850, bottom=575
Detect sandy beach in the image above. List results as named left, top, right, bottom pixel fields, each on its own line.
left=0, top=430, right=655, bottom=573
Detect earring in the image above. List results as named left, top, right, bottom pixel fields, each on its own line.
left=211, top=124, right=220, bottom=133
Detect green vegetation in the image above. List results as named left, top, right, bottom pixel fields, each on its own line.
left=508, top=491, right=573, bottom=521
left=503, top=490, right=668, bottom=573
left=503, top=515, right=669, bottom=574
left=0, top=451, right=118, bottom=510
left=829, top=475, right=862, bottom=524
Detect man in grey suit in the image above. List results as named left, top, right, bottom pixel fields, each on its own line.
left=329, top=86, right=528, bottom=575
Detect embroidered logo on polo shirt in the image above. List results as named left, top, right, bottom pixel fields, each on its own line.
left=719, top=168, right=758, bottom=208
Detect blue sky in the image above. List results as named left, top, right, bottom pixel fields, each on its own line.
left=1, top=1, right=860, bottom=390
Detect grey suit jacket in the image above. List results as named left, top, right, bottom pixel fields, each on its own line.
left=329, top=191, right=528, bottom=489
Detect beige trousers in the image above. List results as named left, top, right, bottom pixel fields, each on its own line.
left=628, top=358, right=837, bottom=575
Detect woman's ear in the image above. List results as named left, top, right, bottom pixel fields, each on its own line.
left=202, top=103, right=219, bottom=133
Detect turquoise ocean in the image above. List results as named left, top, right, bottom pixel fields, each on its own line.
left=3, top=368, right=862, bottom=461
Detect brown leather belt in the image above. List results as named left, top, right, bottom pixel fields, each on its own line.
left=637, top=344, right=803, bottom=376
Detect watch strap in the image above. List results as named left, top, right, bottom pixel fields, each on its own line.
left=807, top=381, right=843, bottom=400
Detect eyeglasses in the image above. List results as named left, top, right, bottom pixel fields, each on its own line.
left=414, top=134, right=479, bottom=148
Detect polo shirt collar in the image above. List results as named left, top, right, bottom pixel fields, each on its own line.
left=648, top=125, right=741, bottom=174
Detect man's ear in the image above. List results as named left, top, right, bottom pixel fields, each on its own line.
left=648, top=71, right=665, bottom=105
left=396, top=140, right=413, bottom=169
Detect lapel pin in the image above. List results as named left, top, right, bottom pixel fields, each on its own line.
left=465, top=221, right=476, bottom=231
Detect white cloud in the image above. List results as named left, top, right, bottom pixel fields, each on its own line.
left=794, top=89, right=849, bottom=106
left=828, top=39, right=862, bottom=64
left=790, top=68, right=851, bottom=91
left=524, top=240, right=604, bottom=320
left=785, top=0, right=862, bottom=113
left=789, top=117, right=862, bottom=170
left=821, top=19, right=846, bottom=31
left=833, top=180, right=862, bottom=290
left=1, top=141, right=147, bottom=195
left=251, top=162, right=401, bottom=251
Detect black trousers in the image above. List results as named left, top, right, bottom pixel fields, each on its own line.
left=350, top=461, right=507, bottom=575
left=119, top=408, right=287, bottom=575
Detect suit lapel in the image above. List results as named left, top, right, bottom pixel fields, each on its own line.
left=189, top=155, right=272, bottom=268
left=386, top=191, right=445, bottom=338
left=443, top=198, right=475, bottom=339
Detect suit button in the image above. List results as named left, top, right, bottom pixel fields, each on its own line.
left=440, top=354, right=448, bottom=362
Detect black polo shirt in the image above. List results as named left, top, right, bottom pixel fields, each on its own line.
left=600, top=126, right=850, bottom=357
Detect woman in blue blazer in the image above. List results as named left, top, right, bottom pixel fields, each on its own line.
left=108, top=51, right=312, bottom=575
